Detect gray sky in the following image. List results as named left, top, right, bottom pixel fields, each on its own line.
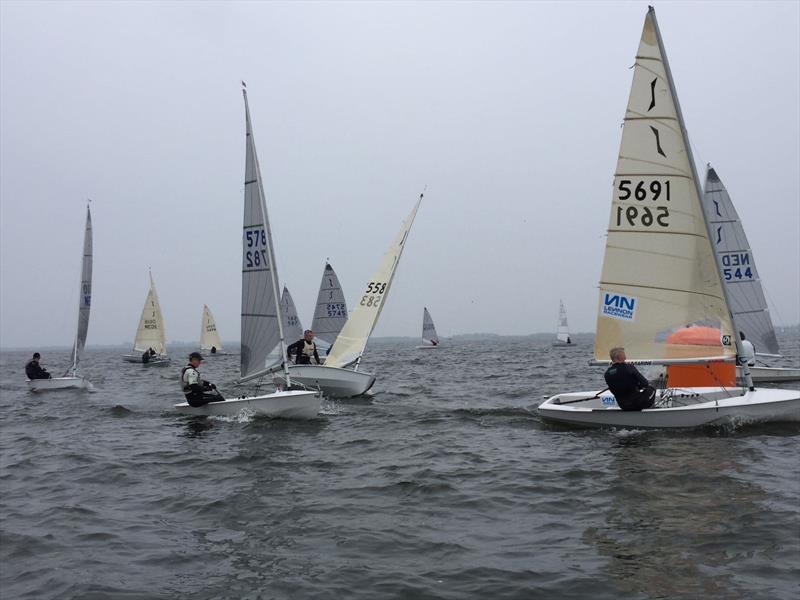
left=1, top=1, right=798, bottom=348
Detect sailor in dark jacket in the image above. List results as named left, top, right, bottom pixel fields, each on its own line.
left=287, top=330, right=321, bottom=365
left=25, top=353, right=52, bottom=380
left=603, top=347, right=656, bottom=411
left=181, top=352, right=224, bottom=407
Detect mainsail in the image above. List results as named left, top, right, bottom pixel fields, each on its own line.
left=239, top=88, right=289, bottom=381
left=70, top=205, right=92, bottom=372
left=702, top=166, right=780, bottom=356
left=325, top=194, right=423, bottom=369
left=555, top=300, right=570, bottom=344
left=199, top=304, right=223, bottom=352
left=593, top=8, right=735, bottom=364
left=421, top=307, right=438, bottom=346
left=310, top=262, right=348, bottom=348
left=281, top=287, right=304, bottom=345
left=132, top=272, right=167, bottom=354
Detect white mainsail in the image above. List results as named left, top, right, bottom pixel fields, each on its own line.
left=555, top=300, right=570, bottom=344
left=421, top=307, right=439, bottom=346
left=593, top=8, right=735, bottom=364
left=199, top=304, right=223, bottom=352
left=239, top=88, right=291, bottom=383
left=281, top=287, right=304, bottom=345
left=702, top=166, right=780, bottom=356
left=325, top=194, right=423, bottom=369
left=132, top=272, right=167, bottom=354
left=69, top=205, right=93, bottom=373
left=310, top=262, right=348, bottom=349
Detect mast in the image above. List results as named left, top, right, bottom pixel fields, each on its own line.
left=648, top=6, right=753, bottom=389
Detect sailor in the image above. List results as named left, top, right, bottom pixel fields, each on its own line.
left=287, top=330, right=321, bottom=365
left=210, top=346, right=217, bottom=354
left=738, top=332, right=756, bottom=367
left=142, top=347, right=157, bottom=363
left=181, top=352, right=224, bottom=407
left=25, top=352, right=52, bottom=380
left=603, top=347, right=656, bottom=411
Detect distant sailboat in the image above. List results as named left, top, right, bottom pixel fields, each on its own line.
left=174, top=86, right=319, bottom=418
left=310, top=262, right=348, bottom=356
left=538, top=7, right=799, bottom=428
left=281, top=287, right=304, bottom=345
left=278, top=193, right=423, bottom=397
left=416, top=307, right=440, bottom=349
left=199, top=304, right=223, bottom=354
left=552, top=300, right=574, bottom=346
left=122, top=272, right=171, bottom=365
left=29, top=205, right=93, bottom=391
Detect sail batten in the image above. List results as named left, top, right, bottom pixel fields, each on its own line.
left=593, top=7, right=736, bottom=364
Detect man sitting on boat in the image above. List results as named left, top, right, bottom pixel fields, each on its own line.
left=25, top=353, right=51, bottom=380
left=142, top=347, right=158, bottom=363
left=181, top=352, right=224, bottom=407
left=287, top=330, right=321, bottom=365
left=604, top=347, right=655, bottom=411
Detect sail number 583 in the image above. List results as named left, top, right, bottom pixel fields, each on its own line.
left=360, top=281, right=387, bottom=308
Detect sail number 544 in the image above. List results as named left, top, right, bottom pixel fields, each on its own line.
left=616, top=179, right=670, bottom=228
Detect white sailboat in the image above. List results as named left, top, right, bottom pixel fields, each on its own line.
left=174, top=86, right=319, bottom=418
left=552, top=300, right=574, bottom=346
left=538, top=7, right=799, bottom=428
left=29, top=205, right=94, bottom=392
left=277, top=194, right=423, bottom=397
left=122, top=271, right=171, bottom=365
left=310, top=261, right=348, bottom=357
left=199, top=304, right=223, bottom=354
left=416, top=307, right=440, bottom=349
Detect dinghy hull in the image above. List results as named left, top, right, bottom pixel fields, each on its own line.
left=538, top=387, right=800, bottom=429
left=415, top=345, right=439, bottom=350
left=173, top=389, right=320, bottom=419
left=275, top=365, right=376, bottom=398
left=747, top=366, right=800, bottom=384
left=27, top=377, right=91, bottom=392
left=122, top=354, right=172, bottom=366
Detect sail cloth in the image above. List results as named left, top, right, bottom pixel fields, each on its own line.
left=281, top=287, right=304, bottom=345
left=133, top=272, right=167, bottom=354
left=325, top=194, right=424, bottom=369
left=593, top=8, right=735, bottom=364
left=70, top=206, right=93, bottom=370
left=555, top=300, right=570, bottom=343
left=702, top=167, right=780, bottom=356
left=310, top=262, right=348, bottom=347
left=421, top=307, right=438, bottom=345
left=199, top=304, right=223, bottom=352
left=240, top=89, right=285, bottom=379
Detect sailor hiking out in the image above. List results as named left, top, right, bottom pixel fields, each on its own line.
left=181, top=352, right=224, bottom=407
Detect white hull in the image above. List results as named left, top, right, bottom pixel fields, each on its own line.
left=538, top=387, right=800, bottom=429
left=416, top=345, right=439, bottom=350
left=552, top=342, right=576, bottom=347
left=122, top=354, right=172, bottom=366
left=746, top=366, right=800, bottom=384
left=274, top=364, right=376, bottom=398
left=173, top=389, right=320, bottom=419
left=27, top=377, right=91, bottom=392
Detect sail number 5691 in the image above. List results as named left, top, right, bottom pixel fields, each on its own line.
left=616, top=179, right=671, bottom=228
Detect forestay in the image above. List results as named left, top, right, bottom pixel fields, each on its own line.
left=281, top=287, right=304, bottom=345
left=239, top=89, right=286, bottom=380
left=422, top=307, right=438, bottom=345
left=199, top=304, right=223, bottom=352
left=70, top=206, right=93, bottom=372
left=594, top=9, right=735, bottom=364
left=325, top=194, right=423, bottom=369
left=702, top=167, right=780, bottom=356
left=310, top=262, right=348, bottom=347
left=133, top=272, right=167, bottom=354
left=555, top=300, right=570, bottom=344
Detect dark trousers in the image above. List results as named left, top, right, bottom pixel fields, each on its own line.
left=616, top=386, right=656, bottom=411
left=185, top=390, right=224, bottom=408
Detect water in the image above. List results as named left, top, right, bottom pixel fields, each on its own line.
left=2, top=338, right=799, bottom=600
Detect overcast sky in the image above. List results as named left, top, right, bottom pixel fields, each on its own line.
left=1, top=0, right=798, bottom=348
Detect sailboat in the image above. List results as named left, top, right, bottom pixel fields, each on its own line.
left=416, top=307, right=440, bottom=349
left=276, top=194, right=423, bottom=397
left=310, top=261, right=348, bottom=357
left=538, top=7, right=799, bottom=428
left=281, top=287, right=304, bottom=345
left=552, top=300, right=574, bottom=346
left=174, top=86, right=319, bottom=418
left=122, top=272, right=171, bottom=365
left=29, top=205, right=94, bottom=392
left=199, top=304, right=223, bottom=354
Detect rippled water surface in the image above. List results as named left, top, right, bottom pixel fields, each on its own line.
left=2, top=338, right=799, bottom=599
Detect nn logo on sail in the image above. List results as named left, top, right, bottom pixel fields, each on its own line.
left=601, top=292, right=637, bottom=321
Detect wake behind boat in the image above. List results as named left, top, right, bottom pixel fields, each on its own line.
left=538, top=7, right=799, bottom=429
left=122, top=271, right=171, bottom=366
